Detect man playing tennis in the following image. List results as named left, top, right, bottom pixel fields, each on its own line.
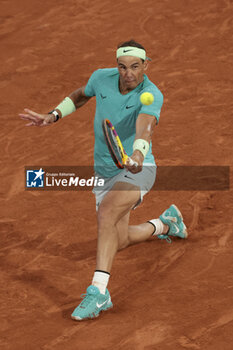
left=20, top=40, right=188, bottom=321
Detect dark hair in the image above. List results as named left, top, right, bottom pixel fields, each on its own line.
left=117, top=39, right=146, bottom=51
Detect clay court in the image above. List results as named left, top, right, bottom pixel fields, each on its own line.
left=1, top=0, right=233, bottom=349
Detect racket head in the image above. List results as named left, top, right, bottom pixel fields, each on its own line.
left=102, top=119, right=128, bottom=169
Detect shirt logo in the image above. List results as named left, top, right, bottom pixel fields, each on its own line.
left=126, top=105, right=134, bottom=109
left=26, top=168, right=45, bottom=188
left=100, top=93, right=107, bottom=99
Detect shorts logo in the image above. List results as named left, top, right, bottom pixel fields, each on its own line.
left=124, top=174, right=134, bottom=180
left=26, top=168, right=45, bottom=188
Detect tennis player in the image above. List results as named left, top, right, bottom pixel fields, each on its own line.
left=20, top=40, right=188, bottom=321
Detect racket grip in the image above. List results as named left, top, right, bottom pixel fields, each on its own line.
left=127, top=157, right=138, bottom=167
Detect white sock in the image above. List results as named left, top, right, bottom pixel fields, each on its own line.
left=92, top=270, right=110, bottom=295
left=148, top=218, right=166, bottom=236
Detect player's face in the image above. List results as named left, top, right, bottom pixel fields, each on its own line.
left=117, top=56, right=148, bottom=92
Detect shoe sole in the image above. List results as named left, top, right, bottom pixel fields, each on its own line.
left=71, top=304, right=113, bottom=321
left=170, top=204, right=188, bottom=239
left=171, top=204, right=183, bottom=221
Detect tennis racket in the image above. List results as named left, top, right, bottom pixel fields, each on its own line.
left=102, top=119, right=138, bottom=169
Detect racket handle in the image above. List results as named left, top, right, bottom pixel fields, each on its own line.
left=127, top=157, right=138, bottom=167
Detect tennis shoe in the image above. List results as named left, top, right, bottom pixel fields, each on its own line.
left=71, top=285, right=113, bottom=321
left=158, top=204, right=188, bottom=243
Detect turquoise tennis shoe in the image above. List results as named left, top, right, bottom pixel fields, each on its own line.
left=158, top=204, right=188, bottom=243
left=71, top=285, right=113, bottom=321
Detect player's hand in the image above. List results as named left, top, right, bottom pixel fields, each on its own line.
left=125, top=150, right=144, bottom=174
left=19, top=108, right=55, bottom=126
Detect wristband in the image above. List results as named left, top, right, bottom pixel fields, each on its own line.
left=133, top=139, right=150, bottom=158
left=55, top=97, right=76, bottom=118
left=49, top=110, right=59, bottom=122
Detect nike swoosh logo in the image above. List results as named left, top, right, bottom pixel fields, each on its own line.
left=124, top=174, right=134, bottom=180
left=126, top=105, right=134, bottom=109
left=123, top=49, right=133, bottom=53
left=96, top=300, right=108, bottom=308
left=100, top=93, right=107, bottom=99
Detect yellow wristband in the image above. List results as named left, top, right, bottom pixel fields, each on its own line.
left=133, top=139, right=150, bottom=158
left=55, top=97, right=76, bottom=118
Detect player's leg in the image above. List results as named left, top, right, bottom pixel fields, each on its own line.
left=117, top=205, right=188, bottom=249
left=71, top=182, right=140, bottom=321
left=95, top=181, right=141, bottom=272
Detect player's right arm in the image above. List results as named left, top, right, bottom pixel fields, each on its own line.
left=19, top=85, right=91, bottom=127
left=69, top=86, right=91, bottom=109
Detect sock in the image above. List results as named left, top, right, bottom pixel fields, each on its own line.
left=147, top=218, right=167, bottom=236
left=92, top=270, right=110, bottom=295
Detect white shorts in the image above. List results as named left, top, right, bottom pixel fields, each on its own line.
left=92, top=164, right=156, bottom=211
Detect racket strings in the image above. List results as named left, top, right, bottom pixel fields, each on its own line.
left=102, top=119, right=127, bottom=169
left=107, top=127, right=122, bottom=163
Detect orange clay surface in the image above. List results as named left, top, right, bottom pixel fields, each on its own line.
left=0, top=0, right=233, bottom=349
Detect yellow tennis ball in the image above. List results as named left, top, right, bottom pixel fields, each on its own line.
left=140, top=92, right=154, bottom=105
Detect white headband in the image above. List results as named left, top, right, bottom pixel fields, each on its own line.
left=116, top=46, right=151, bottom=61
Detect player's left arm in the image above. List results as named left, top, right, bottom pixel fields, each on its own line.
left=126, top=113, right=156, bottom=173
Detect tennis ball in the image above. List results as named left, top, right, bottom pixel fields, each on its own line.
left=140, top=92, right=154, bottom=105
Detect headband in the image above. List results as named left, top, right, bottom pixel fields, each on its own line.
left=116, top=46, right=151, bottom=61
